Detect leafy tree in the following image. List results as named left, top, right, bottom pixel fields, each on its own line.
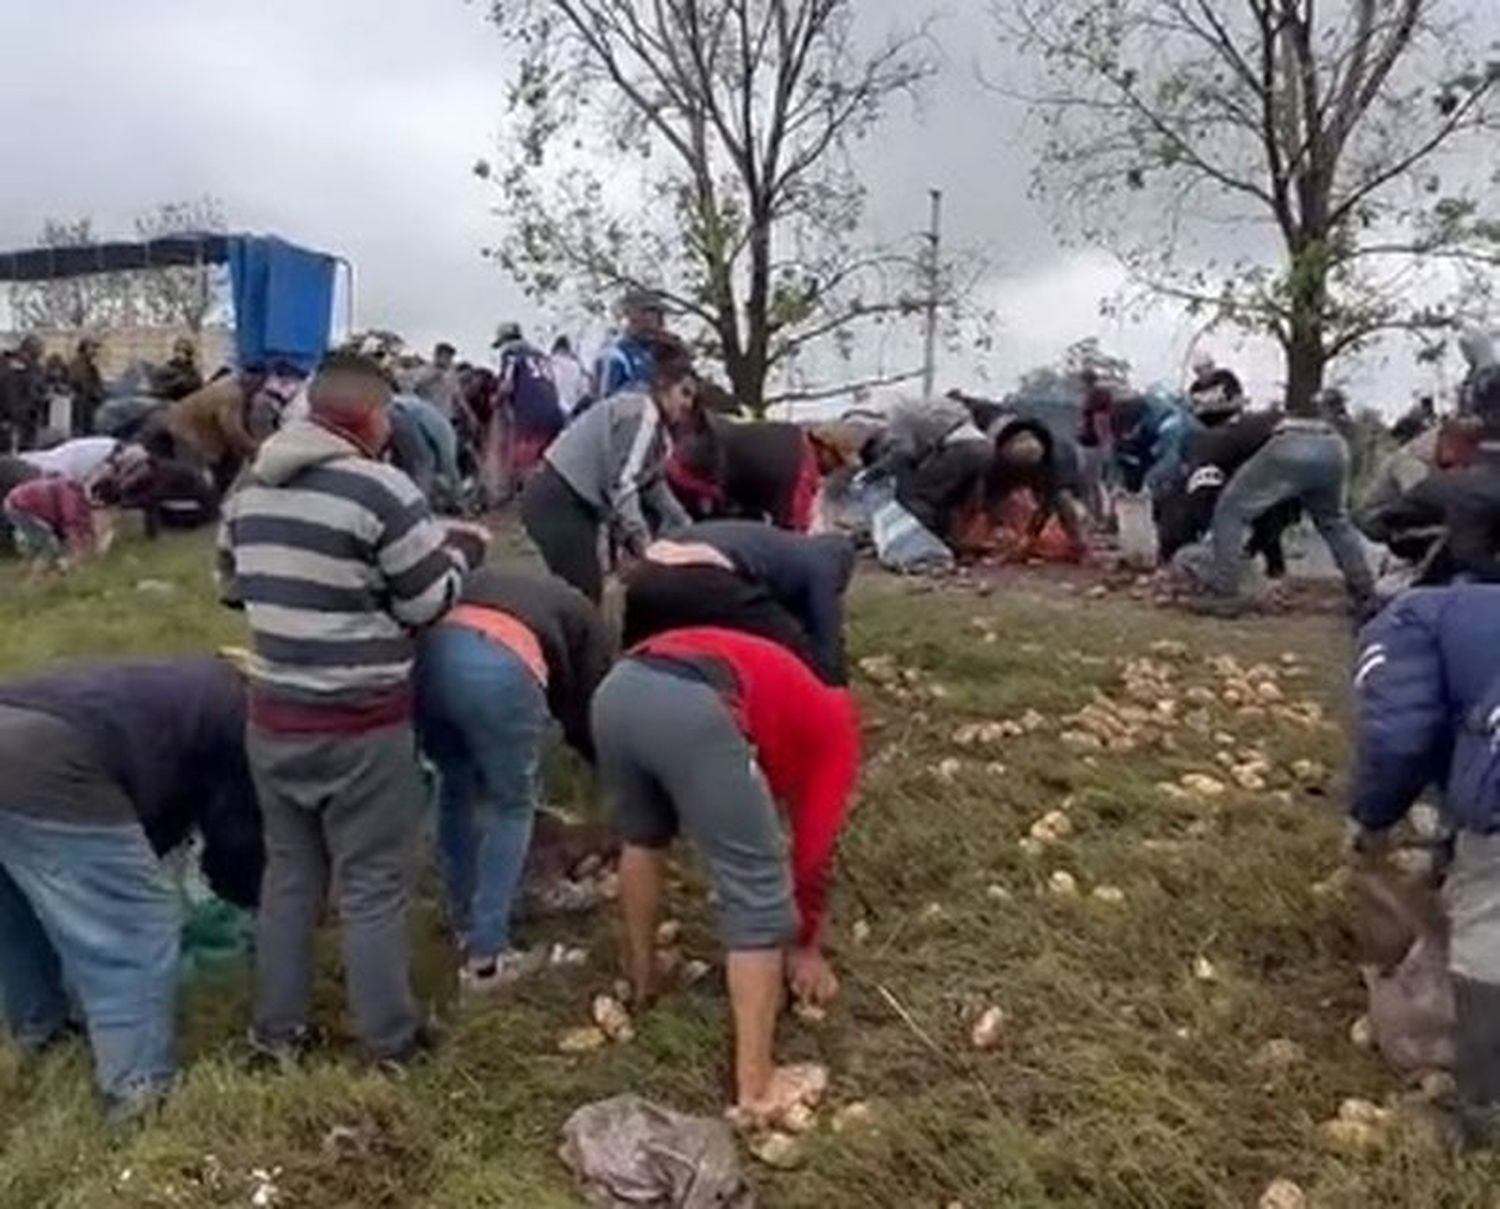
left=481, top=0, right=942, bottom=413
left=992, top=0, right=1500, bottom=411
left=1017, top=337, right=1132, bottom=398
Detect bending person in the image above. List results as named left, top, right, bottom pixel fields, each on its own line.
left=1348, top=585, right=1500, bottom=1145
left=415, top=566, right=611, bottom=993
left=591, top=627, right=859, bottom=1123
left=1194, top=401, right=1376, bottom=617
left=676, top=520, right=856, bottom=685
left=522, top=336, right=697, bottom=601
left=0, top=657, right=262, bottom=1120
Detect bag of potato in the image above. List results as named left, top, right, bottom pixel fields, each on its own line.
left=1354, top=862, right=1455, bottom=1074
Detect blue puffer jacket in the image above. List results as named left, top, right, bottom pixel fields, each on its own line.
left=1112, top=389, right=1199, bottom=499
left=1351, top=585, right=1500, bottom=834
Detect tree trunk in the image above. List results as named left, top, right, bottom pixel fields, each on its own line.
left=1282, top=238, right=1330, bottom=416
left=1283, top=321, right=1327, bottom=417
left=739, top=209, right=773, bottom=417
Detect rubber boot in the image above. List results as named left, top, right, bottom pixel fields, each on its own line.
left=1452, top=976, right=1500, bottom=1148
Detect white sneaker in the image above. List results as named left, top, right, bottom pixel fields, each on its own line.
left=458, top=950, right=544, bottom=996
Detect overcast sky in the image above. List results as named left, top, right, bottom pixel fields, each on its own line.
left=0, top=0, right=1470, bottom=412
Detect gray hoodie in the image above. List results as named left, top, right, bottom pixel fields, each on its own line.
left=543, top=390, right=689, bottom=551
left=216, top=419, right=475, bottom=708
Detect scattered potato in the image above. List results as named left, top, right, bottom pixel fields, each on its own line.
left=748, top=1131, right=804, bottom=1169
left=971, top=1005, right=1007, bottom=1050
left=1251, top=1038, right=1307, bottom=1075
left=591, top=994, right=633, bottom=1043
left=1258, top=1178, right=1307, bottom=1209
left=1029, top=810, right=1074, bottom=844
left=831, top=1101, right=877, bottom=1135
left=557, top=1026, right=608, bottom=1054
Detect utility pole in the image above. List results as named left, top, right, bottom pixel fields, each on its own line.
left=920, top=188, right=943, bottom=399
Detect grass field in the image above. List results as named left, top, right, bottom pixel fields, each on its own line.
left=0, top=525, right=1495, bottom=1208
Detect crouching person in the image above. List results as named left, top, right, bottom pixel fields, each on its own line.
left=1349, top=585, right=1500, bottom=1144
left=415, top=567, right=611, bottom=992
left=591, top=627, right=860, bottom=1122
left=0, top=657, right=262, bottom=1120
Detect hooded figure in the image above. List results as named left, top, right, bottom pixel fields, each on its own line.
left=982, top=415, right=1087, bottom=560
left=217, top=350, right=488, bottom=1069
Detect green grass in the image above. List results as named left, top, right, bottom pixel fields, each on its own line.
left=1, top=527, right=1496, bottom=1207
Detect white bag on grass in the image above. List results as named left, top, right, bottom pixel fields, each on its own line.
left=1116, top=491, right=1158, bottom=568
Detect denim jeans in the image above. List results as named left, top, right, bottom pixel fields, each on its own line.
left=1207, top=423, right=1375, bottom=599
left=416, top=625, right=548, bottom=960
left=0, top=810, right=180, bottom=1108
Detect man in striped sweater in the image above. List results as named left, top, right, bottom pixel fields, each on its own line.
left=217, top=351, right=489, bottom=1065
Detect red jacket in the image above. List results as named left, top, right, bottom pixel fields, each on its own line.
left=4, top=474, right=95, bottom=554
left=632, top=626, right=860, bottom=946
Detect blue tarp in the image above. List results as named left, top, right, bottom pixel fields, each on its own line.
left=227, top=236, right=335, bottom=374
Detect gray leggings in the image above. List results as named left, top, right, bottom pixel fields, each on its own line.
left=590, top=659, right=796, bottom=949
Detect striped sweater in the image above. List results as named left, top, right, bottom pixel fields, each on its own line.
left=216, top=419, right=475, bottom=724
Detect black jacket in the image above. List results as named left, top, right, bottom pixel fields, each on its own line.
left=673, top=415, right=810, bottom=526
left=0, top=658, right=262, bottom=909
left=684, top=520, right=855, bottom=685
left=1383, top=448, right=1500, bottom=583
left=1157, top=412, right=1299, bottom=572
left=620, top=561, right=820, bottom=677
left=985, top=416, right=1085, bottom=530
left=457, top=566, right=612, bottom=760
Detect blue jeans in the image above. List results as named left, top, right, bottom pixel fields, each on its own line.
left=1207, top=424, right=1374, bottom=599
left=0, top=810, right=180, bottom=1108
left=416, top=625, right=548, bottom=960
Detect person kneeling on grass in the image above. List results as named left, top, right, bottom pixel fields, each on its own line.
left=415, top=566, right=612, bottom=994
left=590, top=626, right=860, bottom=1123
left=2, top=472, right=112, bottom=580
left=1349, top=584, right=1500, bottom=1145
left=0, top=657, right=262, bottom=1121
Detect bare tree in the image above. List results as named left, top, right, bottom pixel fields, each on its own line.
left=482, top=0, right=943, bottom=413
left=133, top=196, right=228, bottom=332
left=992, top=0, right=1500, bottom=410
left=8, top=198, right=229, bottom=335
left=8, top=218, right=134, bottom=331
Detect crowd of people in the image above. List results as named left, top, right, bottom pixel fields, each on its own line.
left=3, top=299, right=1500, bottom=1150
left=866, top=329, right=1500, bottom=628
left=0, top=306, right=864, bottom=1133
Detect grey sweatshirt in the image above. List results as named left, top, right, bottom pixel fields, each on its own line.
left=543, top=390, right=690, bottom=551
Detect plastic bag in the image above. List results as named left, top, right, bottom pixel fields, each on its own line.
left=559, top=1095, right=755, bottom=1209
left=1354, top=864, right=1455, bottom=1074
left=1115, top=491, right=1158, bottom=569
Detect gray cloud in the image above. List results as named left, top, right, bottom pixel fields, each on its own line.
left=0, top=0, right=1461, bottom=411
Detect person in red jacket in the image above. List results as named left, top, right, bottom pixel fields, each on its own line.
left=590, top=626, right=860, bottom=1123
